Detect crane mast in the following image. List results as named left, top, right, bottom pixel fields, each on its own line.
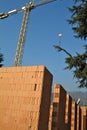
left=14, top=5, right=31, bottom=66
left=0, top=0, right=56, bottom=66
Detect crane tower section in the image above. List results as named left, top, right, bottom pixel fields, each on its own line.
left=14, top=4, right=34, bottom=66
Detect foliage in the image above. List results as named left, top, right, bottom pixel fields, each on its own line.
left=54, top=45, right=87, bottom=88
left=0, top=50, right=3, bottom=67
left=54, top=0, right=87, bottom=88
left=68, top=0, right=87, bottom=40
left=67, top=0, right=87, bottom=87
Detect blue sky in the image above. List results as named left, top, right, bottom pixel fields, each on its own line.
left=0, top=0, right=86, bottom=92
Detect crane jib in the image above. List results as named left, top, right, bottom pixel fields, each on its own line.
left=0, top=0, right=56, bottom=19
left=35, top=0, right=56, bottom=7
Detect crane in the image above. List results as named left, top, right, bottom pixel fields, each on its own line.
left=0, top=0, right=56, bottom=66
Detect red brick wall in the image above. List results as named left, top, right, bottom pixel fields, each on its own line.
left=81, top=106, right=87, bottom=130
left=49, top=84, right=86, bottom=130
left=0, top=66, right=53, bottom=130
left=77, top=106, right=81, bottom=130
left=71, top=101, right=77, bottom=130
left=52, top=84, right=67, bottom=130
left=65, top=94, right=72, bottom=130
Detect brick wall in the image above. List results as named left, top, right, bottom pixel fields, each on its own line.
left=49, top=84, right=86, bottom=130
left=0, top=66, right=53, bottom=130
left=52, top=84, right=67, bottom=130
left=65, top=93, right=72, bottom=130
left=81, top=106, right=87, bottom=130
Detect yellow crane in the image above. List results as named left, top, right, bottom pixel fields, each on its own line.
left=0, top=0, right=56, bottom=66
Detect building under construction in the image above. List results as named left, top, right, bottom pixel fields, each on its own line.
left=49, top=84, right=87, bottom=130
left=0, top=66, right=87, bottom=130
left=0, top=66, right=53, bottom=130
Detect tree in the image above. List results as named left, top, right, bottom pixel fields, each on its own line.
left=0, top=50, right=3, bottom=67
left=54, top=45, right=87, bottom=88
left=54, top=0, right=87, bottom=88
left=68, top=0, right=87, bottom=40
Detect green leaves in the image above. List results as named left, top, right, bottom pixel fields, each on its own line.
left=54, top=45, right=87, bottom=88
left=0, top=51, right=3, bottom=67
left=68, top=0, right=87, bottom=39
left=54, top=0, right=87, bottom=88
left=65, top=50, right=87, bottom=88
